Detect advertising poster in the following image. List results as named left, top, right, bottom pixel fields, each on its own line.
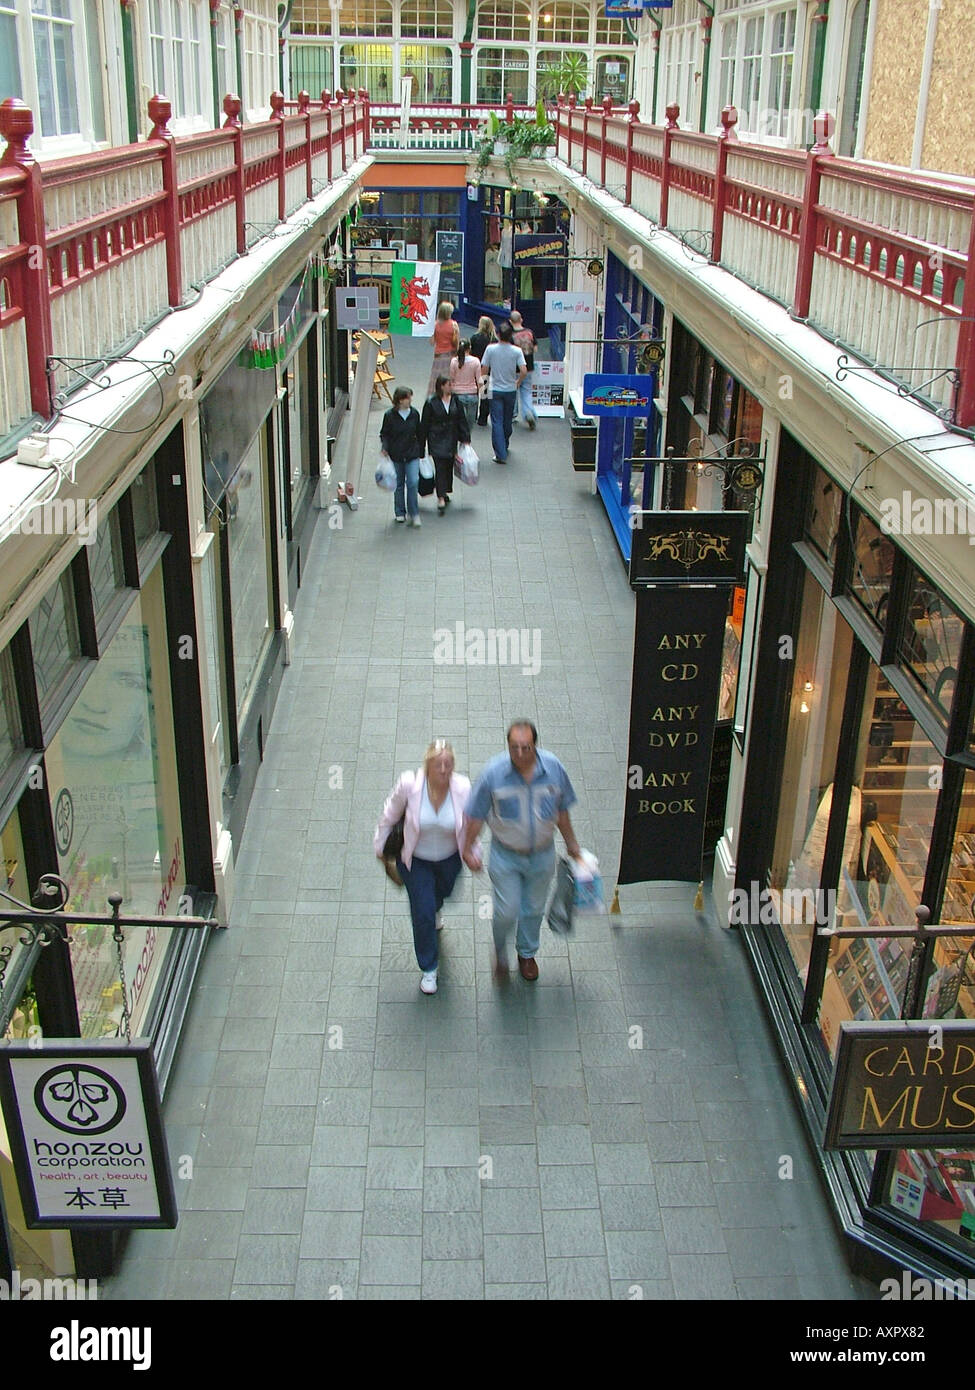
left=531, top=360, right=565, bottom=417
left=544, top=290, right=596, bottom=324
left=435, top=230, right=464, bottom=295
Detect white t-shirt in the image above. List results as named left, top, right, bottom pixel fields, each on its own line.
left=415, top=782, right=457, bottom=861
left=482, top=342, right=526, bottom=393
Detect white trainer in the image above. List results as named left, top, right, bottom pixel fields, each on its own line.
left=436, top=914, right=444, bottom=931
left=420, top=970, right=438, bottom=994
left=410, top=515, right=422, bottom=528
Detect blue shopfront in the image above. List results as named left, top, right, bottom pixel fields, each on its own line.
left=594, top=254, right=664, bottom=558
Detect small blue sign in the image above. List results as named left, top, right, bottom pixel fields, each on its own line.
left=583, top=374, right=653, bottom=416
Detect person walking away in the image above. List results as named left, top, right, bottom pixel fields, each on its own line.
left=449, top=340, right=483, bottom=434
left=379, top=386, right=424, bottom=527
left=480, top=323, right=526, bottom=465
left=462, top=721, right=582, bottom=982
left=375, top=740, right=481, bottom=994
left=508, top=310, right=538, bottom=429
left=428, top=301, right=460, bottom=396
left=470, top=316, right=496, bottom=426
left=418, top=376, right=471, bottom=515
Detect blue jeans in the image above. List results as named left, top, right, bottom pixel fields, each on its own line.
left=399, top=852, right=462, bottom=970
left=547, top=323, right=564, bottom=361
left=512, top=374, right=536, bottom=426
left=488, top=841, right=555, bottom=961
left=394, top=457, right=420, bottom=519
left=455, top=394, right=479, bottom=432
left=489, top=391, right=516, bottom=461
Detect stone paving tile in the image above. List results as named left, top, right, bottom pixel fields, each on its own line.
left=100, top=334, right=870, bottom=1304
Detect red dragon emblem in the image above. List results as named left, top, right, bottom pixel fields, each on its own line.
left=399, top=274, right=431, bottom=325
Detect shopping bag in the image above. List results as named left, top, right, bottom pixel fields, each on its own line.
left=454, top=442, right=479, bottom=486
left=571, top=849, right=606, bottom=913
left=375, top=455, right=396, bottom=491
left=419, top=456, right=435, bottom=480
left=546, top=856, right=575, bottom=936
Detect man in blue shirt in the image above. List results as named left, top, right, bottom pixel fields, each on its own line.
left=463, top=721, right=582, bottom=981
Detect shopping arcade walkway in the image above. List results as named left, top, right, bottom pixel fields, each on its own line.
left=103, top=334, right=872, bottom=1301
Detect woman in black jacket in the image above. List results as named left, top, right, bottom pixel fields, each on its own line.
left=470, top=316, right=496, bottom=426
left=379, top=385, right=424, bottom=526
left=418, top=376, right=471, bottom=516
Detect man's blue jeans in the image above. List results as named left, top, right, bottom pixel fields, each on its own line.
left=488, top=840, right=555, bottom=962
left=399, top=852, right=462, bottom=970
left=393, top=457, right=420, bottom=519
left=489, top=391, right=516, bottom=461
left=512, top=374, right=537, bottom=426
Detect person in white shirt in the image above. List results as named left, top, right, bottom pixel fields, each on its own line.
left=480, top=323, right=526, bottom=464
left=374, top=740, right=482, bottom=994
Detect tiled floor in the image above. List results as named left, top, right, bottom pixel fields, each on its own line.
left=102, top=335, right=873, bottom=1301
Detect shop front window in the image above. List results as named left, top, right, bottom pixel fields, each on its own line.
left=44, top=567, right=184, bottom=1039
left=339, top=44, right=392, bottom=95
left=290, top=43, right=333, bottom=98
left=476, top=47, right=530, bottom=104
left=928, top=767, right=975, bottom=1021
left=819, top=659, right=940, bottom=1055
left=885, top=1148, right=975, bottom=1251
left=0, top=646, right=22, bottom=779
left=594, top=56, right=629, bottom=103
left=771, top=573, right=855, bottom=984
left=29, top=568, right=82, bottom=715
left=898, top=569, right=963, bottom=721
left=400, top=45, right=452, bottom=101
left=805, top=463, right=842, bottom=570
left=89, top=509, right=127, bottom=638
left=226, top=433, right=273, bottom=722
left=849, top=510, right=894, bottom=627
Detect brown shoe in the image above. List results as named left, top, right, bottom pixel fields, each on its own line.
left=517, top=955, right=539, bottom=981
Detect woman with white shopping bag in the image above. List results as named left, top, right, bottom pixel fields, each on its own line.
left=418, top=376, right=471, bottom=516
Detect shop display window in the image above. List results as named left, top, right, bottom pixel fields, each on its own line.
left=818, top=661, right=940, bottom=1055
left=226, top=432, right=273, bottom=723
left=897, top=568, right=963, bottom=720
left=130, top=461, right=160, bottom=556
left=88, top=508, right=127, bottom=638
left=928, top=768, right=975, bottom=1023
left=0, top=646, right=22, bottom=780
left=848, top=509, right=894, bottom=626
left=29, top=568, right=83, bottom=714
left=886, top=1149, right=975, bottom=1251
left=44, top=568, right=184, bottom=1039
left=770, top=573, right=854, bottom=984
left=805, top=464, right=842, bottom=569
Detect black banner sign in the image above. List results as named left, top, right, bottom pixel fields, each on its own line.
left=824, top=1021, right=975, bottom=1150
left=435, top=230, right=464, bottom=294
left=513, top=233, right=568, bottom=266
left=617, top=585, right=729, bottom=884
left=629, top=510, right=748, bottom=586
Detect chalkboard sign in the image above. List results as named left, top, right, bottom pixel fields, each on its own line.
left=436, top=230, right=464, bottom=295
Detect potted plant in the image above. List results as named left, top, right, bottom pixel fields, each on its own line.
left=538, top=53, right=588, bottom=101
left=472, top=104, right=556, bottom=183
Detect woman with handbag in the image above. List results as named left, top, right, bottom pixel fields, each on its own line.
left=418, top=376, right=471, bottom=517
left=379, top=386, right=424, bottom=527
left=374, top=740, right=482, bottom=994
left=470, top=316, right=496, bottom=427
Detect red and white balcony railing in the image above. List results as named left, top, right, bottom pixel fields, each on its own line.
left=1, top=90, right=973, bottom=445
left=553, top=95, right=975, bottom=427
left=0, top=89, right=368, bottom=438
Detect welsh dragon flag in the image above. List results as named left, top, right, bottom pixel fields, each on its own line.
left=389, top=260, right=441, bottom=337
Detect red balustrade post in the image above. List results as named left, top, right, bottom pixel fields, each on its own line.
left=956, top=206, right=975, bottom=428
left=322, top=91, right=333, bottom=183
left=270, top=90, right=286, bottom=221
left=0, top=99, right=54, bottom=416
left=711, top=104, right=738, bottom=265
left=660, top=102, right=679, bottom=230
left=601, top=95, right=612, bottom=188
left=582, top=96, right=593, bottom=178
left=625, top=99, right=640, bottom=207
left=148, top=95, right=183, bottom=307
left=505, top=93, right=515, bottom=125
left=297, top=90, right=313, bottom=199
left=359, top=89, right=369, bottom=158
left=793, top=110, right=834, bottom=319
left=222, top=94, right=246, bottom=255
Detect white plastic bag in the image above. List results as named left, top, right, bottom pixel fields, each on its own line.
left=454, top=441, right=479, bottom=486
left=375, top=454, right=396, bottom=491
left=571, top=849, right=606, bottom=914
left=419, top=455, right=435, bottom=480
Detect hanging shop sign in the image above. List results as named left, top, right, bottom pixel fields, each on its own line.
left=583, top=374, right=653, bottom=416
left=824, top=1021, right=975, bottom=1150
left=513, top=234, right=568, bottom=266
left=435, top=231, right=465, bottom=295
left=0, top=1040, right=177, bottom=1229
left=389, top=260, right=442, bottom=337
left=638, top=340, right=666, bottom=371
left=628, top=509, right=749, bottom=586
left=617, top=584, right=731, bottom=884
left=544, top=291, right=595, bottom=324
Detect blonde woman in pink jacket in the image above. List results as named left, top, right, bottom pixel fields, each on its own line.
left=374, top=739, right=482, bottom=994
